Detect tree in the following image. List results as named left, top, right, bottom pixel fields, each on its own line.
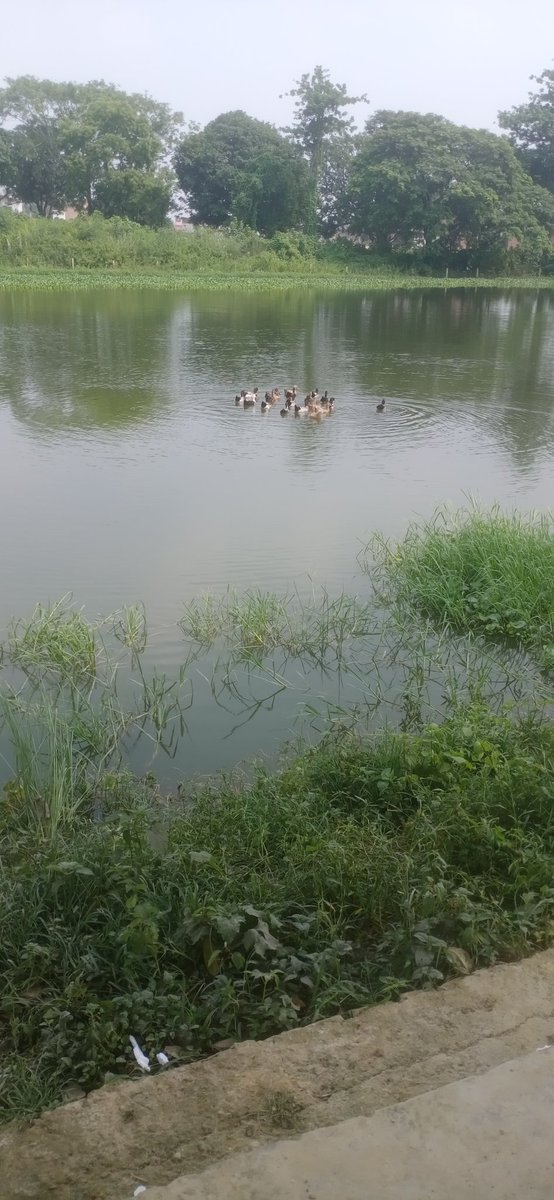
left=1, top=119, right=67, bottom=216
left=0, top=128, right=12, bottom=192
left=282, top=66, right=367, bottom=232
left=93, top=168, right=172, bottom=226
left=0, top=76, right=182, bottom=223
left=317, top=140, right=357, bottom=236
left=348, top=111, right=554, bottom=270
left=0, top=77, right=77, bottom=213
left=499, top=69, right=554, bottom=192
left=60, top=88, right=182, bottom=217
left=174, top=111, right=310, bottom=234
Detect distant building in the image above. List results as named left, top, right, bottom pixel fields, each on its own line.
left=171, top=216, right=195, bottom=233
left=52, top=207, right=79, bottom=221
left=0, top=195, right=80, bottom=220
left=0, top=196, right=34, bottom=216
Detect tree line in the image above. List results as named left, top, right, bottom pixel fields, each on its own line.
left=1, top=67, right=554, bottom=271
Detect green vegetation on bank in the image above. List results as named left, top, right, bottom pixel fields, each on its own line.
left=2, top=209, right=554, bottom=290
left=2, top=206, right=554, bottom=286
left=2, top=508, right=554, bottom=1124
left=4, top=704, right=554, bottom=1122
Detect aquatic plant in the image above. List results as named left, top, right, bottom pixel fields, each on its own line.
left=367, top=506, right=554, bottom=671
left=0, top=598, right=190, bottom=836
left=0, top=267, right=552, bottom=292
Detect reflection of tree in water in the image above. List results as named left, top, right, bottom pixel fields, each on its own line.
left=349, top=289, right=554, bottom=474
left=485, top=293, right=554, bottom=472
left=0, top=291, right=178, bottom=434
left=174, top=290, right=324, bottom=390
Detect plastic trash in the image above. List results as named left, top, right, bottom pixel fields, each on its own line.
left=133, top=1187, right=147, bottom=1197
left=129, top=1035, right=150, bottom=1072
left=156, top=1051, right=169, bottom=1066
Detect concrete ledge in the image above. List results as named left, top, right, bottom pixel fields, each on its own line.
left=146, top=1051, right=554, bottom=1199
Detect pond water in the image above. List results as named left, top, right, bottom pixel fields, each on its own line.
left=1, top=286, right=553, bottom=783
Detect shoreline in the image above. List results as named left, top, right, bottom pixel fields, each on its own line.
left=0, top=267, right=553, bottom=292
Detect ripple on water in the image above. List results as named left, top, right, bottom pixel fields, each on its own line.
left=354, top=396, right=514, bottom=456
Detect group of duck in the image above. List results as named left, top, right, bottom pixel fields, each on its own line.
left=234, top=386, right=335, bottom=418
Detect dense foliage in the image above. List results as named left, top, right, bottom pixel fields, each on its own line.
left=1, top=65, right=554, bottom=264
left=174, top=111, right=311, bottom=235
left=499, top=69, right=554, bottom=192
left=349, top=111, right=554, bottom=272
left=0, top=76, right=182, bottom=224
left=0, top=206, right=348, bottom=274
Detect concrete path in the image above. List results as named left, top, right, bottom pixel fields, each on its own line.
left=146, top=1051, right=554, bottom=1199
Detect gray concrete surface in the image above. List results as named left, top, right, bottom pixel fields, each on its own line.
left=146, top=1051, right=554, bottom=1199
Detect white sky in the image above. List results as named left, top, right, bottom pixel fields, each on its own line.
left=3, top=0, right=553, bottom=132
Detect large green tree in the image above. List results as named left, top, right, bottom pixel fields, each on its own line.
left=0, top=76, right=182, bottom=223
left=1, top=119, right=67, bottom=216
left=499, top=69, right=554, bottom=192
left=348, top=111, right=554, bottom=270
left=174, top=110, right=310, bottom=234
left=61, top=87, right=182, bottom=218
left=282, top=65, right=367, bottom=233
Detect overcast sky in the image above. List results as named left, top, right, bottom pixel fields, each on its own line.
left=4, top=0, right=554, bottom=132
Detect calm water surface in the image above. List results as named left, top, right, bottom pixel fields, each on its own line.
left=1, top=287, right=553, bottom=780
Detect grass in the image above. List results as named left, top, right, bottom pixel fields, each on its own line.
left=369, top=507, right=554, bottom=671
left=263, top=1091, right=304, bottom=1129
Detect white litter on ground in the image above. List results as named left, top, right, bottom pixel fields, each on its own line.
left=129, top=1036, right=150, bottom=1072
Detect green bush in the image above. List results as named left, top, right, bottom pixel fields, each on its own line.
left=1, top=211, right=551, bottom=282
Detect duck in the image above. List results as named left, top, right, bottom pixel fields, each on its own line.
left=280, top=397, right=293, bottom=416
left=243, top=387, right=259, bottom=407
left=284, top=385, right=298, bottom=403
left=310, top=400, right=332, bottom=418
left=261, top=398, right=269, bottom=411
left=376, top=398, right=386, bottom=412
